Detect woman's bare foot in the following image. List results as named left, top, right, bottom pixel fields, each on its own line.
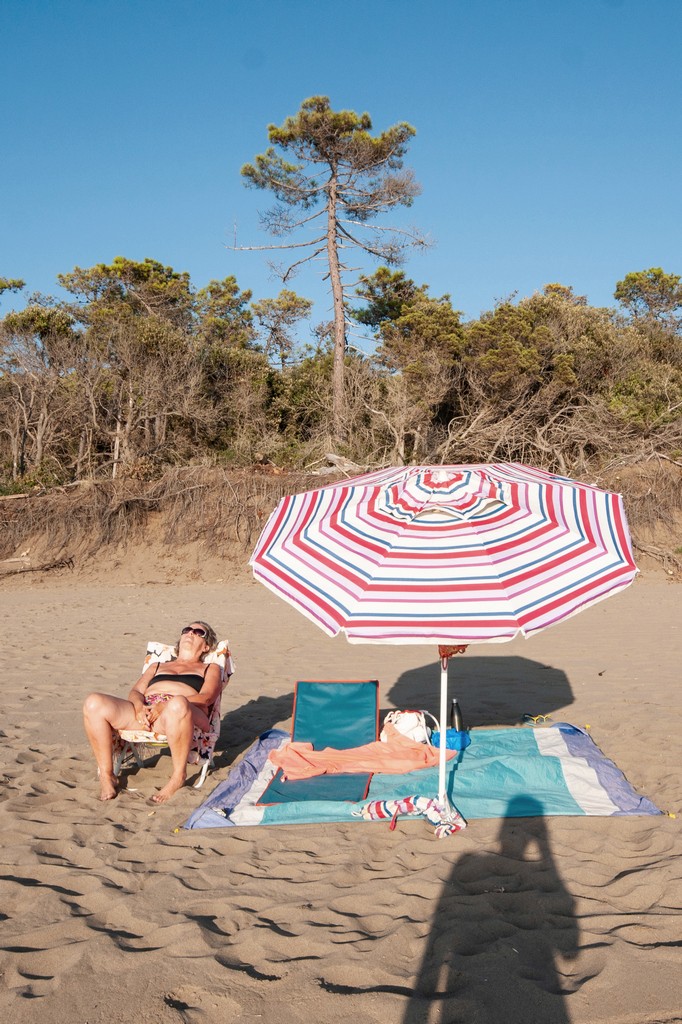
left=150, top=773, right=186, bottom=804
left=99, top=772, right=119, bottom=801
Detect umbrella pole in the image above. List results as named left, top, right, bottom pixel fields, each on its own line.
left=438, top=654, right=449, bottom=806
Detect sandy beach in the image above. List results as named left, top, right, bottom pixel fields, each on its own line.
left=1, top=563, right=680, bottom=1024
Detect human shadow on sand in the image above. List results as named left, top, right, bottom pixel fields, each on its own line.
left=403, top=797, right=580, bottom=1024
left=388, top=655, right=573, bottom=728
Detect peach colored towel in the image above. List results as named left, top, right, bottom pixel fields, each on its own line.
left=269, top=722, right=456, bottom=781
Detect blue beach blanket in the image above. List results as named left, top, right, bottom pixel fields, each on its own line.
left=183, top=723, right=661, bottom=830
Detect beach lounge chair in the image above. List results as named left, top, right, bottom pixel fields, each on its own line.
left=112, top=639, right=234, bottom=788
left=259, top=679, right=379, bottom=804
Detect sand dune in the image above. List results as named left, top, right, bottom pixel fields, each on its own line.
left=1, top=567, right=681, bottom=1023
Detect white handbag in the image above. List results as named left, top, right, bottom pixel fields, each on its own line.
left=382, top=709, right=440, bottom=744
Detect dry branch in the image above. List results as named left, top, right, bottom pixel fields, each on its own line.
left=0, top=557, right=74, bottom=578
left=632, top=542, right=682, bottom=574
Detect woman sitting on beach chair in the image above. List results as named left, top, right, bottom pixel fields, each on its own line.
left=83, top=621, right=223, bottom=804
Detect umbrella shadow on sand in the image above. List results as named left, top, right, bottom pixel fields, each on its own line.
left=388, top=655, right=573, bottom=728
left=403, top=796, right=580, bottom=1024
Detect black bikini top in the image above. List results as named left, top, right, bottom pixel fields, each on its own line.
left=151, top=662, right=207, bottom=694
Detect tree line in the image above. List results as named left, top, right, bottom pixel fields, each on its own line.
left=1, top=260, right=680, bottom=489
left=1, top=96, right=681, bottom=491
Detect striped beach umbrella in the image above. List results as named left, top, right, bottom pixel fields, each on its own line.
left=250, top=464, right=637, bottom=808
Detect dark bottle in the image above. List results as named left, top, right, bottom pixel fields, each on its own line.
left=450, top=698, right=464, bottom=732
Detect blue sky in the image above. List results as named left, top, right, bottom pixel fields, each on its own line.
left=2, top=0, right=681, bottom=333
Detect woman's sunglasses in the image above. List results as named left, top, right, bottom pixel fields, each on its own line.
left=181, top=625, right=208, bottom=639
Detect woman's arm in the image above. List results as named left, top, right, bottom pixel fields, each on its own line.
left=190, top=662, right=223, bottom=712
left=128, top=663, right=158, bottom=705
left=124, top=662, right=160, bottom=728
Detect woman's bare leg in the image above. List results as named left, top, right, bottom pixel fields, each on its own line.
left=149, top=697, right=202, bottom=803
left=82, top=693, right=139, bottom=800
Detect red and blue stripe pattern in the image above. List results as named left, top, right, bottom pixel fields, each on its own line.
left=249, top=464, right=638, bottom=644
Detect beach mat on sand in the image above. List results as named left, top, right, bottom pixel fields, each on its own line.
left=183, top=723, right=661, bottom=830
